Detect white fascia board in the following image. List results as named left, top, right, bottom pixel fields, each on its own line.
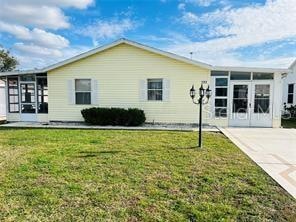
left=288, top=59, right=296, bottom=69
left=213, top=66, right=289, bottom=73
left=0, top=69, right=45, bottom=77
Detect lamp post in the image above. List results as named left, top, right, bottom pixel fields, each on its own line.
left=190, top=83, right=212, bottom=148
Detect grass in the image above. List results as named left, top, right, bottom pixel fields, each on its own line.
left=0, top=129, right=295, bottom=221
left=282, top=118, right=296, bottom=128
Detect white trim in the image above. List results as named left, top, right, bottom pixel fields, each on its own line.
left=212, top=76, right=229, bottom=119
left=213, top=66, right=288, bottom=73
left=289, top=59, right=296, bottom=69
left=0, top=69, right=46, bottom=77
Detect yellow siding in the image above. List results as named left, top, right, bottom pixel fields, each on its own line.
left=48, top=43, right=211, bottom=123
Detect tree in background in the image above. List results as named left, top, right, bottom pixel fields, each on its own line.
left=0, top=47, right=18, bottom=72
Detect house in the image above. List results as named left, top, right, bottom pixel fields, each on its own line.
left=0, top=39, right=288, bottom=127
left=0, top=80, right=6, bottom=118
left=283, top=60, right=296, bottom=106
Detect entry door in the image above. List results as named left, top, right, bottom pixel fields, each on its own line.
left=229, top=82, right=252, bottom=127
left=20, top=82, right=37, bottom=121
left=250, top=82, right=273, bottom=127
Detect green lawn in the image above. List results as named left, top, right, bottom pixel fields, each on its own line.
left=0, top=129, right=295, bottom=221
left=282, top=118, right=296, bottom=128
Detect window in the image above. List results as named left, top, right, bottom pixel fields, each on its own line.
left=147, top=79, right=163, bottom=101
left=230, top=72, right=251, bottom=80
left=37, top=78, right=48, bottom=113
left=20, top=75, right=35, bottom=82
left=288, top=84, right=294, bottom=104
left=253, top=73, right=274, bottom=80
left=214, top=77, right=228, bottom=117
left=75, top=79, right=91, bottom=104
left=211, top=71, right=229, bottom=76
left=8, top=77, right=19, bottom=113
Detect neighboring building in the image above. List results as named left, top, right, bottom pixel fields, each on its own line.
left=0, top=39, right=288, bottom=127
left=283, top=60, right=296, bottom=106
left=0, top=80, right=6, bottom=118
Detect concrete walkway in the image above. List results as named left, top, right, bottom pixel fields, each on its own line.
left=0, top=122, right=219, bottom=132
left=220, top=127, right=296, bottom=198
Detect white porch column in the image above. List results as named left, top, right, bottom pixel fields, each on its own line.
left=272, top=72, right=283, bottom=128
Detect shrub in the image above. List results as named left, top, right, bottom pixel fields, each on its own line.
left=283, top=103, right=296, bottom=118
left=81, top=107, right=146, bottom=126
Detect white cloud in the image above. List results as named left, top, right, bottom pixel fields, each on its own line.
left=169, top=0, right=296, bottom=68
left=188, top=0, right=296, bottom=48
left=80, top=18, right=139, bottom=46
left=27, top=29, right=69, bottom=49
left=0, top=4, right=69, bottom=30
left=32, top=0, right=93, bottom=9
left=178, top=3, right=186, bottom=10
left=0, top=0, right=94, bottom=30
left=14, top=43, right=63, bottom=57
left=0, top=22, right=69, bottom=49
left=14, top=44, right=91, bottom=69
left=179, top=12, right=199, bottom=25
left=0, top=0, right=94, bottom=69
left=185, top=0, right=215, bottom=7
left=1, top=0, right=94, bottom=10
left=0, top=21, right=31, bottom=39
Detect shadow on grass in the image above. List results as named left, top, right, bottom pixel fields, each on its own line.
left=169, top=146, right=199, bottom=150
left=76, top=150, right=121, bottom=158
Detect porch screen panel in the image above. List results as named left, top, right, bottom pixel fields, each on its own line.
left=8, top=77, right=19, bottom=113
left=37, top=78, right=48, bottom=113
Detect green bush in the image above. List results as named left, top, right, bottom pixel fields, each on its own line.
left=81, top=107, right=146, bottom=126
left=283, top=103, right=296, bottom=118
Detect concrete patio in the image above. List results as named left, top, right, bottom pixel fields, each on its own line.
left=221, top=127, right=296, bottom=198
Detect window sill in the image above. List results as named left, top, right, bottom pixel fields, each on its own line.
left=145, top=100, right=168, bottom=103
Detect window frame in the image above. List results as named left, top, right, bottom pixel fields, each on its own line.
left=287, top=84, right=294, bottom=104
left=147, top=78, right=163, bottom=101
left=75, top=79, right=92, bottom=105
left=213, top=77, right=228, bottom=118
left=7, top=77, right=20, bottom=113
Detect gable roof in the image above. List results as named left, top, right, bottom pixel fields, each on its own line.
left=0, top=38, right=290, bottom=77
left=43, top=38, right=213, bottom=71
left=0, top=38, right=212, bottom=77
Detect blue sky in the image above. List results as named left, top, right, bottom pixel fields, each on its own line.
left=0, top=0, right=295, bottom=69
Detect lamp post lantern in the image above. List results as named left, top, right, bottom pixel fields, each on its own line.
left=189, top=83, right=212, bottom=148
